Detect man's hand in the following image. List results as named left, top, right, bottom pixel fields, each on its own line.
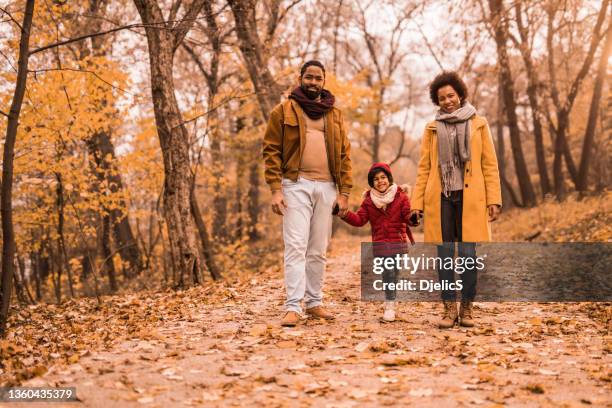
left=488, top=204, right=501, bottom=222
left=271, top=191, right=287, bottom=215
left=335, top=194, right=349, bottom=218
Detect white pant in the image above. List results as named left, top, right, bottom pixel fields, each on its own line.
left=282, top=177, right=336, bottom=313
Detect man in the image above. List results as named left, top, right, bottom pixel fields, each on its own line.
left=263, top=60, right=353, bottom=327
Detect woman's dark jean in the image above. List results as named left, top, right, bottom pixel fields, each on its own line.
left=437, top=190, right=477, bottom=301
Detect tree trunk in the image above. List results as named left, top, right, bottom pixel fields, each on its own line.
left=577, top=22, right=612, bottom=191
left=32, top=252, right=41, bottom=301
left=552, top=116, right=568, bottom=197
left=0, top=0, right=35, bottom=336
left=546, top=0, right=609, bottom=196
left=190, top=189, right=221, bottom=280
left=102, top=215, right=118, bottom=292
left=17, top=255, right=35, bottom=304
left=526, top=85, right=551, bottom=197
left=210, top=137, right=227, bottom=241
left=247, top=161, right=260, bottom=241
left=55, top=173, right=75, bottom=298
left=234, top=111, right=247, bottom=240
left=87, top=131, right=143, bottom=276
left=228, top=0, right=282, bottom=120
left=133, top=0, right=207, bottom=287
left=75, top=1, right=143, bottom=276
left=495, top=88, right=522, bottom=207
left=489, top=0, right=536, bottom=207
left=514, top=2, right=551, bottom=197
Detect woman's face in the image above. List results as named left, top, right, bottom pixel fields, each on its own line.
left=373, top=172, right=390, bottom=193
left=437, top=85, right=461, bottom=113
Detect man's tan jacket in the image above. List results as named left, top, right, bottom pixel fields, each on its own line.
left=262, top=99, right=353, bottom=195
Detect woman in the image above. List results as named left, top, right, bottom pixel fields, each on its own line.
left=410, top=71, right=502, bottom=329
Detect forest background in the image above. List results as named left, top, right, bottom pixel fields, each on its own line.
left=0, top=0, right=610, bottom=387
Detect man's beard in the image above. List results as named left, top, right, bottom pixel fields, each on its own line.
left=300, top=84, right=322, bottom=100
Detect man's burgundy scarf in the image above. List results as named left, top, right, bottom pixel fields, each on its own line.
left=289, top=86, right=335, bottom=120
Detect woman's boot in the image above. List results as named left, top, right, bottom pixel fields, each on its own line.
left=459, top=300, right=474, bottom=327
left=439, top=300, right=458, bottom=329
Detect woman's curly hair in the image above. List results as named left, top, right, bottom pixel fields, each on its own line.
left=429, top=71, right=468, bottom=105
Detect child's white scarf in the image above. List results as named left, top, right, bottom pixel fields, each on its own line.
left=370, top=184, right=398, bottom=209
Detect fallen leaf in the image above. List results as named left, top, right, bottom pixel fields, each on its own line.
left=409, top=388, right=433, bottom=397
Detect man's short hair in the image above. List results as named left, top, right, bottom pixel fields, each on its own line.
left=300, top=60, right=326, bottom=77
left=429, top=71, right=468, bottom=105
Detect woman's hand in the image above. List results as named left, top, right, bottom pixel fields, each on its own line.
left=488, top=205, right=501, bottom=222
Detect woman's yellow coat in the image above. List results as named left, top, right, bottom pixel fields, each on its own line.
left=411, top=115, right=502, bottom=243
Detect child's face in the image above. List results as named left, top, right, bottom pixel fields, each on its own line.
left=373, top=172, right=390, bottom=193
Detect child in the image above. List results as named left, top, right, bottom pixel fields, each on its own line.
left=336, top=163, right=416, bottom=322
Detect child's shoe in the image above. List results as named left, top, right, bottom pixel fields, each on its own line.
left=383, top=301, right=396, bottom=322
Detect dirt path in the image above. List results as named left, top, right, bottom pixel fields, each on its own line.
left=20, top=234, right=610, bottom=407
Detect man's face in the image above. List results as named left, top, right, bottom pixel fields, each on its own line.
left=437, top=85, right=461, bottom=113
left=300, top=65, right=325, bottom=99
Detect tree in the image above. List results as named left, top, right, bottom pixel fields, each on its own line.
left=227, top=0, right=291, bottom=241
left=344, top=0, right=419, bottom=163
left=545, top=0, right=610, bottom=197
left=488, top=0, right=537, bottom=207
left=509, top=0, right=552, bottom=196
left=0, top=0, right=35, bottom=337
left=132, top=0, right=209, bottom=287
left=182, top=0, right=234, bottom=242
left=577, top=7, right=612, bottom=192
left=227, top=0, right=285, bottom=121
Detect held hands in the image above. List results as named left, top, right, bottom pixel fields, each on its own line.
left=334, top=194, right=349, bottom=218
left=488, top=204, right=501, bottom=222
left=271, top=191, right=287, bottom=215
left=409, top=209, right=423, bottom=226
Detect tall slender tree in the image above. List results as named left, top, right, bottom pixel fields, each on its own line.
left=545, top=0, right=610, bottom=197
left=132, top=0, right=209, bottom=286
left=488, top=0, right=537, bottom=207
left=0, top=0, right=36, bottom=337
left=510, top=1, right=551, bottom=196
left=577, top=6, right=612, bottom=192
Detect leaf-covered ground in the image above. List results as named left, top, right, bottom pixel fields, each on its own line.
left=494, top=192, right=612, bottom=242
left=7, top=231, right=610, bottom=407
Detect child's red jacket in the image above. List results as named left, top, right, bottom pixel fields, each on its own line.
left=342, top=189, right=415, bottom=245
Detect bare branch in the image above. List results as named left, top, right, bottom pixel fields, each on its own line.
left=0, top=48, right=17, bottom=72
left=0, top=6, right=23, bottom=31
left=174, top=91, right=257, bottom=130
left=168, top=0, right=183, bottom=24
left=173, top=0, right=207, bottom=50
left=28, top=68, right=134, bottom=95
left=30, top=13, right=212, bottom=56
left=414, top=21, right=444, bottom=71
left=30, top=23, right=144, bottom=56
